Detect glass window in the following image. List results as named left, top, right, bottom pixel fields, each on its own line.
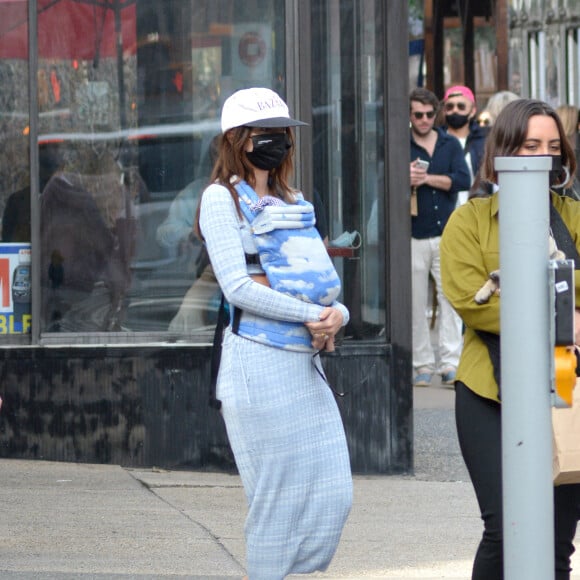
left=0, top=0, right=286, bottom=340
left=523, top=0, right=545, bottom=22
left=0, top=0, right=31, bottom=339
left=566, top=27, right=580, bottom=103
left=565, top=0, right=580, bottom=17
left=544, top=28, right=561, bottom=107
left=311, top=0, right=385, bottom=341
left=528, top=31, right=543, bottom=99
left=509, top=33, right=525, bottom=96
left=408, top=1, right=425, bottom=90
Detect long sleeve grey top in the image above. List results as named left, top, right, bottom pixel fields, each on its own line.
left=199, top=183, right=349, bottom=350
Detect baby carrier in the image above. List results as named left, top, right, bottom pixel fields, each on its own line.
left=235, top=179, right=341, bottom=305
left=209, top=180, right=341, bottom=408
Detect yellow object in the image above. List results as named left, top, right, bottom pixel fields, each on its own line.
left=554, top=346, right=577, bottom=407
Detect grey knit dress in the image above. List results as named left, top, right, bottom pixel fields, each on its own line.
left=199, top=184, right=352, bottom=579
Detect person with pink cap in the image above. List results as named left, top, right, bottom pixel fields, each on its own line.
left=409, top=87, right=471, bottom=387
left=443, top=85, right=488, bottom=194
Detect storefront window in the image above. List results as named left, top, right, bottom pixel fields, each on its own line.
left=311, top=0, right=385, bottom=340
left=0, top=1, right=31, bottom=338
left=0, top=0, right=286, bottom=340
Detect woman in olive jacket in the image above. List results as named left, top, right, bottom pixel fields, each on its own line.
left=441, top=99, right=580, bottom=580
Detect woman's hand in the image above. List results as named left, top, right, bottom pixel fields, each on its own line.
left=306, top=307, right=344, bottom=352
left=574, top=309, right=580, bottom=346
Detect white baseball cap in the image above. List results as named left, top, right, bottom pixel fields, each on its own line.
left=220, top=87, right=307, bottom=133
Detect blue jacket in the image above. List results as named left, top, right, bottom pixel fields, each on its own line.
left=454, top=120, right=489, bottom=176
left=410, top=128, right=471, bottom=239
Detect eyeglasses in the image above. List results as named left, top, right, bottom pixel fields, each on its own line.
left=444, top=101, right=468, bottom=112
left=411, top=111, right=436, bottom=120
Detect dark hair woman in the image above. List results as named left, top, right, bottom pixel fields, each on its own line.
left=441, top=98, right=580, bottom=580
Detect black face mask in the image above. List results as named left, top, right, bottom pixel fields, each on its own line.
left=246, top=132, right=291, bottom=171
left=445, top=113, right=470, bottom=129
left=550, top=155, right=564, bottom=188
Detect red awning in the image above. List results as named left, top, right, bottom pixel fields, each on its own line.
left=0, top=0, right=136, bottom=60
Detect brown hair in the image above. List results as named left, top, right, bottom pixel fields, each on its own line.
left=194, top=127, right=297, bottom=239
left=409, top=87, right=439, bottom=111
left=476, top=99, right=576, bottom=189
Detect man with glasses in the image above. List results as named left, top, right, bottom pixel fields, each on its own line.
left=443, top=85, right=488, bottom=205
left=409, top=87, right=470, bottom=387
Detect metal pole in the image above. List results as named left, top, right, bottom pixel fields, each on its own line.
left=496, top=156, right=554, bottom=580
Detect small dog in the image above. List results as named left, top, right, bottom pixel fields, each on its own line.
left=474, top=236, right=566, bottom=304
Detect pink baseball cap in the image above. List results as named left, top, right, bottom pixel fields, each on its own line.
left=444, top=85, right=475, bottom=103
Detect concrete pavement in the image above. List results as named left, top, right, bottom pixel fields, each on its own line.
left=0, top=383, right=578, bottom=579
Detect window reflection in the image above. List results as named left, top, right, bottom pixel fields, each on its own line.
left=508, top=36, right=524, bottom=96
left=545, top=30, right=560, bottom=108
left=0, top=4, right=30, bottom=337
left=41, top=145, right=137, bottom=331
left=311, top=0, right=385, bottom=340
left=565, top=0, right=580, bottom=16
left=0, top=0, right=285, bottom=336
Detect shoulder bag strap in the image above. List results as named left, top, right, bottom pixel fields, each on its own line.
left=209, top=294, right=228, bottom=410
left=549, top=203, right=580, bottom=268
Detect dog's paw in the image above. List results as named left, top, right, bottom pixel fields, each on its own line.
left=475, top=282, right=494, bottom=304
left=475, top=272, right=500, bottom=304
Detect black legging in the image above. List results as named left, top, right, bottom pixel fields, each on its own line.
left=455, top=381, right=580, bottom=580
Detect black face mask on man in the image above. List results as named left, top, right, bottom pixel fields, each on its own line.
left=246, top=132, right=291, bottom=171
left=445, top=113, right=471, bottom=129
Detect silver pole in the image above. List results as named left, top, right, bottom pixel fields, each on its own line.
left=496, top=156, right=554, bottom=580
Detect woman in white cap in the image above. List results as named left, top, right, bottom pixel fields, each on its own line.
left=195, top=87, right=352, bottom=580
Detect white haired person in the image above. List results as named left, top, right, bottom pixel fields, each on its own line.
left=477, top=90, right=520, bottom=127
left=195, top=87, right=352, bottom=580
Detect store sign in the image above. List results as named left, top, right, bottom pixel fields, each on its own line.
left=0, top=244, right=31, bottom=334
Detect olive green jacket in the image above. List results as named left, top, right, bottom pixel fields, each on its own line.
left=440, top=191, right=580, bottom=402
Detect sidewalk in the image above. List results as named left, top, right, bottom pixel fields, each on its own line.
left=0, top=385, right=577, bottom=579
left=0, top=458, right=480, bottom=579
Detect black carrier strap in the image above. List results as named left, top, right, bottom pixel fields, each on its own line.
left=550, top=203, right=580, bottom=266
left=209, top=295, right=228, bottom=410
left=209, top=252, right=259, bottom=409
left=245, top=252, right=260, bottom=265
left=232, top=305, right=242, bottom=334
left=476, top=203, right=580, bottom=399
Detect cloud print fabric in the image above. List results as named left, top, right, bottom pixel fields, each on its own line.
left=236, top=180, right=341, bottom=306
